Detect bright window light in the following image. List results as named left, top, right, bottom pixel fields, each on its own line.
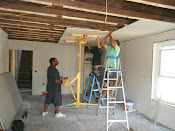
left=152, top=40, right=175, bottom=106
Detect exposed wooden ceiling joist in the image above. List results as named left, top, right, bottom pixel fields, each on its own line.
left=0, top=11, right=120, bottom=31
left=1, top=0, right=175, bottom=43
left=5, top=28, right=63, bottom=35
left=126, top=0, right=175, bottom=10
left=0, top=24, right=63, bottom=33
left=0, top=1, right=134, bottom=26
left=0, top=19, right=65, bottom=31
left=9, top=33, right=60, bottom=37
left=9, top=37, right=59, bottom=43
left=21, top=0, right=175, bottom=23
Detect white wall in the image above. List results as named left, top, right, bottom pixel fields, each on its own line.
left=0, top=28, right=8, bottom=74
left=8, top=40, right=84, bottom=95
left=0, top=72, right=23, bottom=130
left=120, top=29, right=175, bottom=130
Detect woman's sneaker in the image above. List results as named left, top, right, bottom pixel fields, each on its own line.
left=42, top=111, right=48, bottom=116
left=55, top=112, right=66, bottom=118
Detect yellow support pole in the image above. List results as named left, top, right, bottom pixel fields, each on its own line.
left=70, top=34, right=84, bottom=37
left=86, top=35, right=99, bottom=38
left=68, top=83, right=77, bottom=101
left=64, top=40, right=87, bottom=44
left=69, top=34, right=98, bottom=38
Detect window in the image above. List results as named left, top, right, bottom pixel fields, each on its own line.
left=152, top=40, right=175, bottom=106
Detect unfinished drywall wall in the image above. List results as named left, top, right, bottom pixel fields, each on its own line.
left=0, top=72, right=23, bottom=130
left=8, top=40, right=84, bottom=95
left=121, top=29, right=175, bottom=130
left=0, top=28, right=8, bottom=74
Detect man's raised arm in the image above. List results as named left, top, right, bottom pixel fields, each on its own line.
left=96, top=37, right=101, bottom=48
left=101, top=33, right=110, bottom=48
left=109, top=32, right=117, bottom=49
left=86, top=42, right=91, bottom=50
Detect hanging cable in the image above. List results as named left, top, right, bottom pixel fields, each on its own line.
left=105, top=0, right=108, bottom=22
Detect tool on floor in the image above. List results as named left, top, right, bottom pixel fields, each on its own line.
left=82, top=74, right=105, bottom=108
left=96, top=56, right=129, bottom=131
left=22, top=111, right=28, bottom=119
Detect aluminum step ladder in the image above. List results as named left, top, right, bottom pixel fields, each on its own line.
left=82, top=74, right=104, bottom=108
left=96, top=56, right=129, bottom=131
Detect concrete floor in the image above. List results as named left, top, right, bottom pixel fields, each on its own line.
left=11, top=92, right=171, bottom=131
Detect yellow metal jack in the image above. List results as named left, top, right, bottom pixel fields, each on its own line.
left=60, top=34, right=99, bottom=109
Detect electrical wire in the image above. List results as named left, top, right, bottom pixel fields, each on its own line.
left=105, top=0, right=108, bottom=22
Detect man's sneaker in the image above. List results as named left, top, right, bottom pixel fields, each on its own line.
left=42, top=111, right=48, bottom=116
left=55, top=112, right=66, bottom=118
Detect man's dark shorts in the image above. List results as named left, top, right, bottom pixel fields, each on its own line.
left=44, top=91, right=62, bottom=107
left=92, top=66, right=104, bottom=82
left=104, top=69, right=115, bottom=83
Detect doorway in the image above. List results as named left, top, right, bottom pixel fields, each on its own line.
left=9, top=49, right=33, bottom=91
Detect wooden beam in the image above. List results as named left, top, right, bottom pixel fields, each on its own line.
left=25, top=0, right=175, bottom=23
left=9, top=31, right=62, bottom=36
left=9, top=36, right=59, bottom=40
left=5, top=28, right=63, bottom=35
left=0, top=12, right=119, bottom=31
left=126, top=0, right=175, bottom=10
left=0, top=1, right=134, bottom=26
left=8, top=37, right=59, bottom=43
left=9, top=32, right=61, bottom=37
left=0, top=24, right=64, bottom=33
left=9, top=33, right=60, bottom=38
left=0, top=19, right=65, bottom=31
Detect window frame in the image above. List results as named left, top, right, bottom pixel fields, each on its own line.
left=152, top=40, right=175, bottom=107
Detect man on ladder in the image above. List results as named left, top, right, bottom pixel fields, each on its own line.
left=101, top=32, right=120, bottom=97
left=97, top=32, right=129, bottom=131
left=86, top=37, right=104, bottom=85
left=83, top=37, right=104, bottom=105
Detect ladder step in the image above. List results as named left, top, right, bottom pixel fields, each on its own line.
left=104, top=78, right=118, bottom=80
left=109, top=86, right=123, bottom=89
left=100, top=97, right=115, bottom=100
left=92, top=89, right=100, bottom=91
left=108, top=120, right=127, bottom=123
left=99, top=106, right=115, bottom=108
left=108, top=101, right=125, bottom=104
left=102, top=87, right=123, bottom=90
left=106, top=68, right=122, bottom=72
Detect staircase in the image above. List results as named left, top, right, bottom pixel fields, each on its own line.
left=17, top=50, right=32, bottom=89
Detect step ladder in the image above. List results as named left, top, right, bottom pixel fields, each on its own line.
left=96, top=56, right=129, bottom=131
left=83, top=74, right=104, bottom=108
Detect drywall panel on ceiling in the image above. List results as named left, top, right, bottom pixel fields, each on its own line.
left=58, top=27, right=109, bottom=46
left=112, top=20, right=175, bottom=42
left=0, top=72, right=23, bottom=130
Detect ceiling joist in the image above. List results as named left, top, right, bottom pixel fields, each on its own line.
left=126, top=0, right=175, bottom=10
left=21, top=0, right=175, bottom=23
left=0, top=2, right=133, bottom=26
left=0, top=0, right=174, bottom=43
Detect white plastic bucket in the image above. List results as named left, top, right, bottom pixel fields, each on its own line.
left=126, top=100, right=134, bottom=112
